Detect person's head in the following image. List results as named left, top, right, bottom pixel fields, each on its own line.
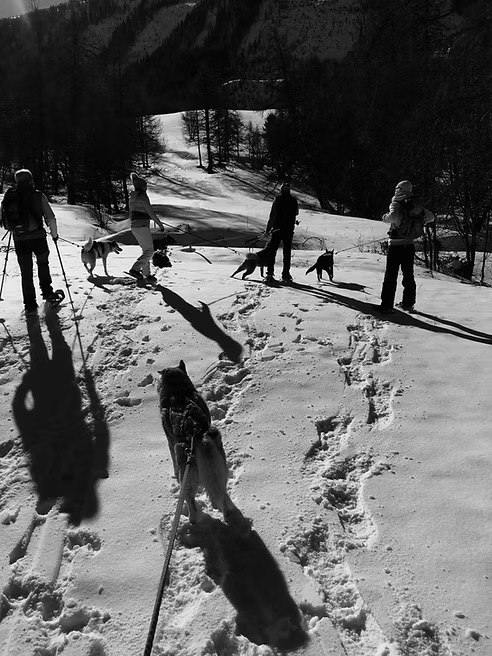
left=393, top=180, right=413, bottom=202
left=14, top=169, right=34, bottom=189
left=131, top=172, right=147, bottom=192
left=281, top=182, right=291, bottom=196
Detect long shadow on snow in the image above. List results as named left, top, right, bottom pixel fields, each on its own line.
left=87, top=275, right=134, bottom=292
left=12, top=309, right=110, bottom=524
left=287, top=282, right=492, bottom=346
left=155, top=285, right=243, bottom=363
left=180, top=514, right=308, bottom=651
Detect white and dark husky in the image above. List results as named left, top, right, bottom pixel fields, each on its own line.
left=231, top=244, right=274, bottom=280
left=80, top=237, right=122, bottom=276
left=158, top=361, right=242, bottom=525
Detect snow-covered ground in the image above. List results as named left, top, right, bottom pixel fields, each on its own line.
left=0, top=113, right=490, bottom=656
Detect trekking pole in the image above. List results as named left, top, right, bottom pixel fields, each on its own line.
left=143, top=438, right=196, bottom=656
left=53, top=240, right=87, bottom=369
left=0, top=232, right=12, bottom=301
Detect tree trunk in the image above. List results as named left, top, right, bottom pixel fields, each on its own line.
left=205, top=108, right=213, bottom=173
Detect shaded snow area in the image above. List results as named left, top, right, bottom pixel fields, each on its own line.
left=0, top=112, right=490, bottom=656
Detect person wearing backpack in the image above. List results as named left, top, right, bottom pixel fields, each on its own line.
left=379, top=180, right=435, bottom=314
left=0, top=169, right=60, bottom=316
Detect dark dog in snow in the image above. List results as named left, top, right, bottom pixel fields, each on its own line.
left=231, top=245, right=274, bottom=280
left=80, top=237, right=122, bottom=276
left=305, top=249, right=334, bottom=282
left=158, top=361, right=244, bottom=527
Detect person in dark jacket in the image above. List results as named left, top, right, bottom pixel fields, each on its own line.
left=379, top=180, right=435, bottom=314
left=0, top=169, right=59, bottom=316
left=265, top=183, right=299, bottom=283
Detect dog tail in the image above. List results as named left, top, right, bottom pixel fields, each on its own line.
left=306, top=263, right=316, bottom=275
left=82, top=236, right=93, bottom=252
left=195, top=427, right=234, bottom=513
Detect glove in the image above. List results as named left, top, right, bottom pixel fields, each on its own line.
left=52, top=234, right=59, bottom=242
left=159, top=226, right=165, bottom=232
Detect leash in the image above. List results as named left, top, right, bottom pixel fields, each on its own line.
left=143, top=437, right=196, bottom=656
left=58, top=236, right=82, bottom=248
left=54, top=240, right=88, bottom=370
left=159, top=219, right=243, bottom=256
left=335, top=237, right=386, bottom=255
left=245, top=230, right=270, bottom=249
left=0, top=232, right=12, bottom=301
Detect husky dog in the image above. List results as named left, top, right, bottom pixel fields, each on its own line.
left=306, top=249, right=334, bottom=282
left=231, top=245, right=274, bottom=280
left=80, top=237, right=123, bottom=276
left=158, top=361, right=240, bottom=524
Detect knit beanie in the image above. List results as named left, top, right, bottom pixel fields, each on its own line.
left=393, top=180, right=413, bottom=202
left=14, top=169, right=34, bottom=188
left=131, top=172, right=147, bottom=191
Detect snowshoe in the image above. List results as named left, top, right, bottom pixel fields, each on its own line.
left=125, top=269, right=144, bottom=281
left=45, top=289, right=65, bottom=308
left=281, top=274, right=294, bottom=284
left=376, top=305, right=395, bottom=315
left=142, top=274, right=157, bottom=285
left=263, top=275, right=276, bottom=285
left=396, top=303, right=416, bottom=314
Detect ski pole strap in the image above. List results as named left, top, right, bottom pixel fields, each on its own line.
left=143, top=437, right=195, bottom=656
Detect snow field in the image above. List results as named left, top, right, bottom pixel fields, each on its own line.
left=0, top=112, right=490, bottom=655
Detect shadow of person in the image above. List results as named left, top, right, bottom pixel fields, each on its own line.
left=286, top=282, right=492, bottom=346
left=155, top=285, right=243, bottom=363
left=12, top=309, right=110, bottom=524
left=180, top=514, right=308, bottom=651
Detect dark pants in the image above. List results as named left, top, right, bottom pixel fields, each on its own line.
left=381, top=243, right=416, bottom=309
left=267, top=230, right=294, bottom=277
left=14, top=237, right=54, bottom=309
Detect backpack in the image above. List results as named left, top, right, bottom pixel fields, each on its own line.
left=1, top=187, right=43, bottom=237
left=389, top=198, right=425, bottom=241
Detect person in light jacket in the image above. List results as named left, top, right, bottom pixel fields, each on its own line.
left=127, top=173, right=165, bottom=283
left=379, top=180, right=435, bottom=314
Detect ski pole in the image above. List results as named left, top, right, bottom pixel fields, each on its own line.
left=143, top=438, right=196, bottom=656
left=0, top=232, right=12, bottom=301
left=53, top=239, right=87, bottom=369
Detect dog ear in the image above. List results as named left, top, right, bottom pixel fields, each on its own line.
left=178, top=360, right=187, bottom=373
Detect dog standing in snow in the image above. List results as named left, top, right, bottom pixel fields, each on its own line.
left=305, top=249, right=334, bottom=282
left=80, top=237, right=122, bottom=276
left=231, top=244, right=274, bottom=280
left=158, top=361, right=241, bottom=525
